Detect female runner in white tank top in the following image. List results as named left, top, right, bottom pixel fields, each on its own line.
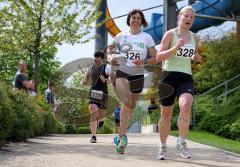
left=155, top=6, right=201, bottom=160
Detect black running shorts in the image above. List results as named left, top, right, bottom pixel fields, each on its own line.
left=158, top=71, right=194, bottom=106
left=116, top=70, right=144, bottom=94
left=89, top=90, right=108, bottom=110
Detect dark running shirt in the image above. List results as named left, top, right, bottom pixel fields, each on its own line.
left=14, top=71, right=28, bottom=90
left=90, top=64, right=108, bottom=93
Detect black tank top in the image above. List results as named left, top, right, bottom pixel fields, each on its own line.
left=90, top=64, right=108, bottom=93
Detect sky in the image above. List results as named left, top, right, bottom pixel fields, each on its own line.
left=55, top=0, right=236, bottom=66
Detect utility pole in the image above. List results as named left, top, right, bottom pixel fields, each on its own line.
left=163, top=0, right=177, bottom=33
left=95, top=0, right=108, bottom=51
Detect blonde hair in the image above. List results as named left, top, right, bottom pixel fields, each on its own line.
left=179, top=6, right=196, bottom=15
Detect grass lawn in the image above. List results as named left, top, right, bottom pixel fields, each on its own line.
left=170, top=129, right=240, bottom=154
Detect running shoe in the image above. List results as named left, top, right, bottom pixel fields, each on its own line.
left=90, top=135, right=97, bottom=143
left=116, top=134, right=128, bottom=154
left=113, top=135, right=120, bottom=146
left=156, top=147, right=167, bottom=160
left=176, top=142, right=191, bottom=159
left=97, top=120, right=104, bottom=128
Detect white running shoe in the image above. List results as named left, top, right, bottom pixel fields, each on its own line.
left=157, top=147, right=167, bottom=160
left=177, top=142, right=191, bottom=159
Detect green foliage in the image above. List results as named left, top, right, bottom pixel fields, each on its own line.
left=8, top=90, right=43, bottom=140
left=0, top=0, right=101, bottom=90
left=197, top=92, right=240, bottom=140
left=56, top=86, right=90, bottom=124
left=189, top=32, right=240, bottom=141
left=65, top=124, right=77, bottom=134
left=41, top=110, right=59, bottom=134
left=0, top=82, right=15, bottom=147
left=194, top=95, right=216, bottom=126
left=193, top=32, right=240, bottom=93
left=0, top=82, right=64, bottom=149
left=76, top=126, right=91, bottom=134
left=0, top=48, right=61, bottom=93
left=229, top=119, right=240, bottom=141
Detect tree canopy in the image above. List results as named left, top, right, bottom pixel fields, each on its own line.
left=0, top=0, right=101, bottom=91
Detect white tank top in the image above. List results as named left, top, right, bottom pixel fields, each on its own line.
left=162, top=29, right=196, bottom=75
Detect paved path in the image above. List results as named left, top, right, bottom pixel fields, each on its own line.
left=0, top=134, right=240, bottom=167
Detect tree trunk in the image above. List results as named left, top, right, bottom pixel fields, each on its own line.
left=34, top=51, right=40, bottom=93
left=237, top=21, right=240, bottom=40
left=34, top=0, right=44, bottom=93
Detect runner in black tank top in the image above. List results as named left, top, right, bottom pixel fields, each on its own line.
left=82, top=51, right=109, bottom=143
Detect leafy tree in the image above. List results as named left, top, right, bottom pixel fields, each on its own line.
left=0, top=47, right=60, bottom=93
left=0, top=0, right=101, bottom=91
left=193, top=32, right=240, bottom=93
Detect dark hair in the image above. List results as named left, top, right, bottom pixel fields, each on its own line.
left=126, top=9, right=148, bottom=27
left=94, top=50, right=105, bottom=59
left=48, top=81, right=55, bottom=88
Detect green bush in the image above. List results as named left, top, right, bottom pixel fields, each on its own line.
left=194, top=32, right=240, bottom=93
left=42, top=110, right=59, bottom=134
left=0, top=82, right=15, bottom=147
left=198, top=92, right=240, bottom=140
left=76, top=126, right=91, bottom=134
left=65, top=124, right=77, bottom=134
left=55, top=122, right=66, bottom=134
left=194, top=95, right=216, bottom=125
left=9, top=90, right=41, bottom=140
left=229, top=119, right=240, bottom=141
left=0, top=81, right=65, bottom=149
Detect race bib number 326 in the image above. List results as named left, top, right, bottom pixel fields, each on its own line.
left=125, top=51, right=141, bottom=60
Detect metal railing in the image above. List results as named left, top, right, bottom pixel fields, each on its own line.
left=216, top=85, right=240, bottom=111
left=192, top=74, right=240, bottom=127
left=198, top=74, right=240, bottom=97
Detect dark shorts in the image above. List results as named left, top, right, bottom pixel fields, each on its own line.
left=89, top=90, right=108, bottom=110
left=116, top=70, right=144, bottom=94
left=114, top=118, right=120, bottom=124
left=158, top=71, right=194, bottom=106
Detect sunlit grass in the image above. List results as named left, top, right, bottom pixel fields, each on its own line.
left=170, top=129, right=240, bottom=154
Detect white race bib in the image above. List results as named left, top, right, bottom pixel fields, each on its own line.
left=90, top=90, right=103, bottom=100
left=125, top=50, right=141, bottom=61
left=176, top=44, right=195, bottom=58
left=126, top=60, right=136, bottom=67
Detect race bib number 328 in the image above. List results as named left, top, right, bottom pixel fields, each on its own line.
left=176, top=44, right=195, bottom=58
